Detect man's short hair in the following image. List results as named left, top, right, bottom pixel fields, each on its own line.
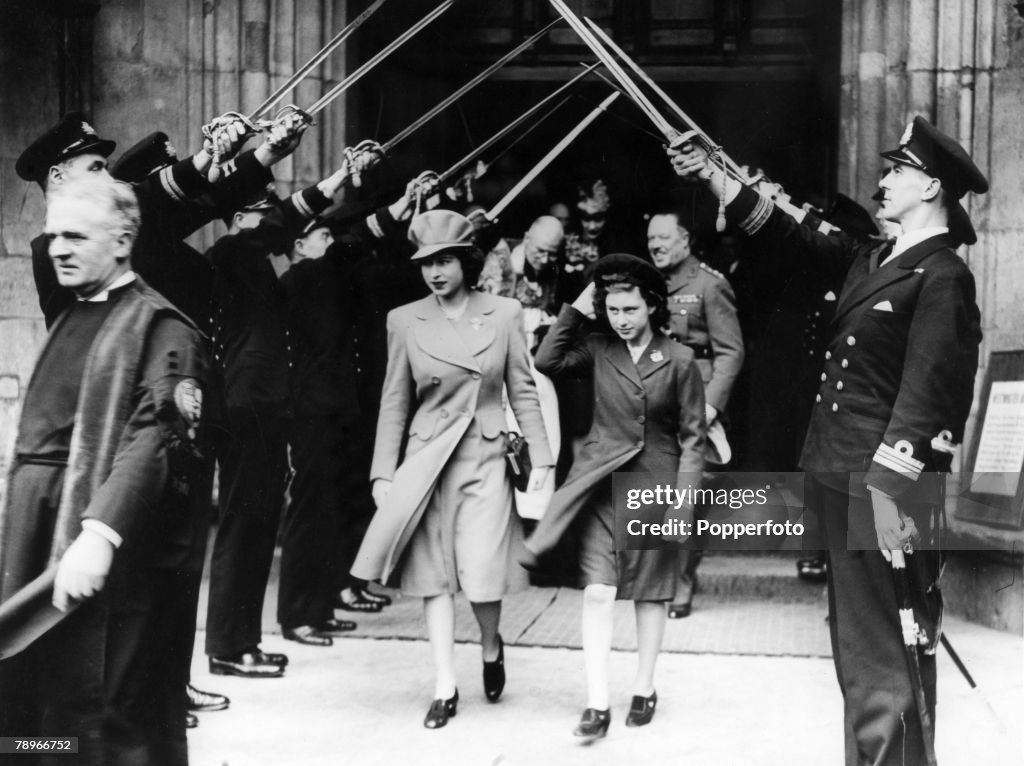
left=47, top=177, right=141, bottom=240
left=649, top=209, right=690, bottom=233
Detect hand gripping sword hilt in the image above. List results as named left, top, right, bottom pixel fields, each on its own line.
left=411, top=170, right=440, bottom=215
left=344, top=140, right=384, bottom=188
left=670, top=130, right=728, bottom=233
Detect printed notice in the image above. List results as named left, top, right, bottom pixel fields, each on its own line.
left=971, top=381, right=1024, bottom=496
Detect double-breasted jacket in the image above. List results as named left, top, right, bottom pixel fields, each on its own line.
left=352, top=291, right=552, bottom=584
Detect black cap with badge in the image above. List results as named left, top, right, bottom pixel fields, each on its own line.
left=880, top=116, right=988, bottom=245
left=111, top=132, right=177, bottom=184
left=16, top=112, right=117, bottom=186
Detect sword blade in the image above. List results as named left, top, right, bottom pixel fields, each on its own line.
left=547, top=0, right=677, bottom=140
left=582, top=17, right=753, bottom=182
left=382, top=18, right=561, bottom=153
left=485, top=91, right=620, bottom=222
left=308, top=0, right=454, bottom=117
left=250, top=0, right=390, bottom=120
left=438, top=63, right=600, bottom=185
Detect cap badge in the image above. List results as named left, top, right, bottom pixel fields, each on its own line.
left=81, top=121, right=97, bottom=136
left=899, top=121, right=914, bottom=147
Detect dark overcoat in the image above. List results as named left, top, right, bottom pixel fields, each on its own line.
left=526, top=305, right=706, bottom=559
left=729, top=186, right=980, bottom=501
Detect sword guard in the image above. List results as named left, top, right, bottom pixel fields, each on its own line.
left=412, top=170, right=441, bottom=204
left=201, top=112, right=260, bottom=143
left=670, top=130, right=721, bottom=163
left=343, top=141, right=384, bottom=188
left=272, top=104, right=314, bottom=128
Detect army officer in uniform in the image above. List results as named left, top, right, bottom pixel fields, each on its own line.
left=647, top=211, right=744, bottom=618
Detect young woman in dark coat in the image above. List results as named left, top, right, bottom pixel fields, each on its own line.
left=527, top=254, right=706, bottom=740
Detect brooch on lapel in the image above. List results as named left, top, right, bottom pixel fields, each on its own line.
left=650, top=350, right=664, bottom=362
left=470, top=317, right=483, bottom=331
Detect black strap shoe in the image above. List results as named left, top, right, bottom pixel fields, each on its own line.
left=625, top=690, right=657, bottom=727
left=573, top=707, right=610, bottom=740
left=186, top=683, right=230, bottom=712
left=424, top=690, right=459, bottom=729
left=483, top=635, right=505, bottom=702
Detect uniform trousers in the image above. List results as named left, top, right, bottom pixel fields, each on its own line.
left=206, top=409, right=288, bottom=657
left=807, top=476, right=938, bottom=766
left=278, top=415, right=371, bottom=628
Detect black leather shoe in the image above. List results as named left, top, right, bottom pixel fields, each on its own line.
left=667, top=602, right=691, bottom=619
left=797, top=557, right=827, bottom=583
left=252, top=648, right=288, bottom=666
left=483, top=635, right=505, bottom=702
left=573, top=708, right=610, bottom=740
left=358, top=586, right=392, bottom=607
left=209, top=652, right=285, bottom=678
left=423, top=690, right=459, bottom=729
left=186, top=683, right=230, bottom=712
left=185, top=712, right=199, bottom=729
left=315, top=618, right=357, bottom=635
left=625, top=691, right=657, bottom=727
left=335, top=587, right=382, bottom=613
left=283, top=625, right=333, bottom=646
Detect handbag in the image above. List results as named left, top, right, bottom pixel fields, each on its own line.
left=504, top=431, right=532, bottom=493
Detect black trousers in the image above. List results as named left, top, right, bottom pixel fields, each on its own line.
left=0, top=463, right=187, bottom=766
left=278, top=415, right=373, bottom=628
left=205, top=409, right=288, bottom=657
left=806, top=476, right=938, bottom=766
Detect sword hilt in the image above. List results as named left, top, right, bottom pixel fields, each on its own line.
left=411, top=170, right=441, bottom=214
left=344, top=139, right=384, bottom=188
left=444, top=166, right=480, bottom=203
left=670, top=130, right=728, bottom=232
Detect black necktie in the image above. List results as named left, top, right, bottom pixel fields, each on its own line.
left=869, top=239, right=895, bottom=274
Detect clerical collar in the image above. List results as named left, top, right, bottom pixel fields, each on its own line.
left=883, top=227, right=949, bottom=266
left=79, top=271, right=137, bottom=302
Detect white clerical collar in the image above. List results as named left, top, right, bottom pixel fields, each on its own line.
left=882, top=227, right=949, bottom=266
left=80, top=271, right=137, bottom=302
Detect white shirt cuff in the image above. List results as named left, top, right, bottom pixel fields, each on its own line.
left=81, top=520, right=123, bottom=549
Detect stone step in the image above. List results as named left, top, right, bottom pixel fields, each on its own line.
left=694, top=552, right=827, bottom=603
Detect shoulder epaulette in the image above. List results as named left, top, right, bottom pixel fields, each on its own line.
left=698, top=262, right=725, bottom=279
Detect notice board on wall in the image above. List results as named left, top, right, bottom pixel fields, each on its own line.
left=957, top=350, right=1024, bottom=529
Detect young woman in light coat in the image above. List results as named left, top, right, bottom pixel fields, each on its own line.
left=351, top=210, right=552, bottom=729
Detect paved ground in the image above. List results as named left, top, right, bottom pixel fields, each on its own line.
left=187, top=562, right=1023, bottom=766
